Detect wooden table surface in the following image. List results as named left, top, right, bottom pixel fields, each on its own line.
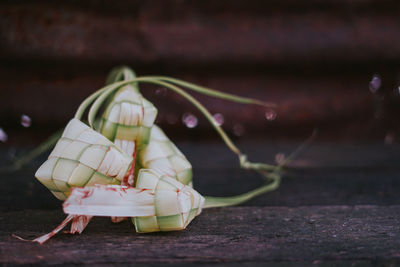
left=1, top=141, right=400, bottom=266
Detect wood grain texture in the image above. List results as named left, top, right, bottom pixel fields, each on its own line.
left=2, top=142, right=400, bottom=212
left=1, top=206, right=400, bottom=265
left=0, top=142, right=399, bottom=264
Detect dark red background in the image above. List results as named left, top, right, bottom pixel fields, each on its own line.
left=1, top=0, right=400, bottom=145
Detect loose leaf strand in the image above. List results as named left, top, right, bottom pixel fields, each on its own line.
left=87, top=80, right=129, bottom=128
left=142, top=76, right=276, bottom=107
left=0, top=129, right=63, bottom=173
left=75, top=85, right=111, bottom=120
left=203, top=172, right=281, bottom=208
left=106, top=66, right=138, bottom=91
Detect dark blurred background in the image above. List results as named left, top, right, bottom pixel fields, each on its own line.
left=1, top=0, right=400, bottom=146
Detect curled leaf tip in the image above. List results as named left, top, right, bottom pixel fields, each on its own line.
left=239, top=154, right=249, bottom=168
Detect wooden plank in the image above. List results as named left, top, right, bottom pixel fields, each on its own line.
left=1, top=206, right=400, bottom=265
left=1, top=143, right=400, bottom=211
left=4, top=165, right=400, bottom=212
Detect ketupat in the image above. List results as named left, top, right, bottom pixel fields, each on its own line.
left=99, top=68, right=157, bottom=185
left=35, top=67, right=194, bottom=236
left=28, top=66, right=290, bottom=243
left=133, top=169, right=202, bottom=232
left=99, top=67, right=191, bottom=187
left=63, top=169, right=204, bottom=233
left=99, top=68, right=192, bottom=224
left=138, top=125, right=193, bottom=187
left=99, top=84, right=157, bottom=157
left=35, top=118, right=132, bottom=200
left=33, top=118, right=134, bottom=239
